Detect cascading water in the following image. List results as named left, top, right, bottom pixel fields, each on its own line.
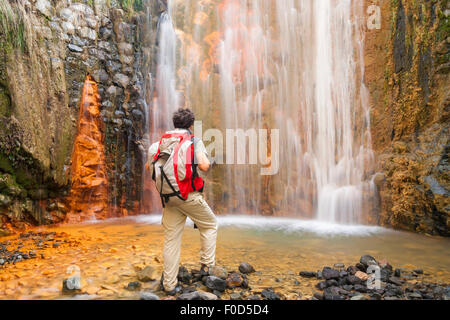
left=149, top=0, right=376, bottom=225
left=151, top=8, right=180, bottom=142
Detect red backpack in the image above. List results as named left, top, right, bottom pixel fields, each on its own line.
left=150, top=130, right=204, bottom=207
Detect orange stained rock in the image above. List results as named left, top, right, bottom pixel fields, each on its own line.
left=66, top=75, right=109, bottom=223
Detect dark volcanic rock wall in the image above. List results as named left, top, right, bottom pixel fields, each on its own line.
left=0, top=0, right=163, bottom=234
left=365, top=0, right=449, bottom=236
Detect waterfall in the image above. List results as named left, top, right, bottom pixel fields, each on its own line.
left=152, top=8, right=179, bottom=141
left=149, top=0, right=376, bottom=225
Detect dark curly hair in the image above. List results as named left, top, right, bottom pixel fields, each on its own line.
left=172, top=108, right=195, bottom=129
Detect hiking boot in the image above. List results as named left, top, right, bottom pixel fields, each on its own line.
left=165, top=285, right=182, bottom=296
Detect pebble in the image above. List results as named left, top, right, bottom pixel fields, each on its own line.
left=140, top=291, right=160, bottom=300
left=261, top=289, right=280, bottom=300
left=239, top=262, right=255, bottom=274
left=126, top=281, right=141, bottom=291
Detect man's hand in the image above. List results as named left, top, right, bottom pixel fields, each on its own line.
left=196, top=151, right=210, bottom=172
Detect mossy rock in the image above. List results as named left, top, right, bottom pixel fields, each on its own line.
left=0, top=173, right=26, bottom=198
left=0, top=86, right=11, bottom=117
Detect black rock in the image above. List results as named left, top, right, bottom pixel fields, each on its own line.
left=413, top=269, right=424, bottom=275
left=140, top=291, right=159, bottom=300
left=354, top=284, right=369, bottom=293
left=178, top=266, right=193, bottom=284
left=239, top=262, right=255, bottom=274
left=126, top=281, right=142, bottom=291
left=355, top=263, right=366, bottom=272
left=213, top=290, right=223, bottom=298
left=242, top=278, right=249, bottom=289
left=337, top=277, right=347, bottom=286
left=205, top=276, right=227, bottom=292
left=339, top=271, right=348, bottom=278
left=316, top=281, right=328, bottom=290
left=326, top=279, right=339, bottom=287
left=346, top=275, right=362, bottom=285
left=370, top=292, right=382, bottom=300
left=360, top=255, right=378, bottom=268
left=342, top=285, right=353, bottom=291
left=323, top=287, right=345, bottom=300
left=299, top=271, right=316, bottom=278
left=322, top=267, right=340, bottom=280
left=380, top=268, right=392, bottom=282
left=313, top=292, right=324, bottom=300
left=261, top=289, right=280, bottom=300
left=407, top=292, right=423, bottom=300
left=346, top=266, right=358, bottom=275
left=388, top=276, right=404, bottom=286
left=177, top=291, right=218, bottom=300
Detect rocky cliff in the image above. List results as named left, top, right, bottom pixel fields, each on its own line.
left=0, top=0, right=449, bottom=237
left=0, top=0, right=164, bottom=234
left=365, top=0, right=449, bottom=236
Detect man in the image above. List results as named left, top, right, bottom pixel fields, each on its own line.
left=147, top=108, right=218, bottom=295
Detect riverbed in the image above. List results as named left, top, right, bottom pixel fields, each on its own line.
left=0, top=215, right=449, bottom=300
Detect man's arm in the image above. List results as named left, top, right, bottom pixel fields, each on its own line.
left=196, top=151, right=210, bottom=172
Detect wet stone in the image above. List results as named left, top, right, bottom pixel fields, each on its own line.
left=126, top=281, right=141, bottom=291
left=360, top=255, right=378, bottom=268
left=209, top=266, right=227, bottom=280
left=177, top=266, right=192, bottom=284
left=230, top=292, right=241, bottom=300
left=140, top=291, right=159, bottom=300
left=322, top=267, right=340, bottom=280
left=261, top=289, right=280, bottom=300
left=226, top=272, right=244, bottom=289
left=346, top=275, right=362, bottom=285
left=239, top=262, right=255, bottom=274
left=205, top=276, right=226, bottom=292
left=299, top=271, right=316, bottom=278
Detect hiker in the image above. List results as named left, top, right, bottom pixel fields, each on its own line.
left=147, top=108, right=217, bottom=295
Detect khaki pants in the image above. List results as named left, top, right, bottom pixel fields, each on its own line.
left=162, top=192, right=218, bottom=292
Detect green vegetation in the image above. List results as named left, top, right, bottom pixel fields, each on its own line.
left=0, top=0, right=26, bottom=52
left=117, top=0, right=145, bottom=12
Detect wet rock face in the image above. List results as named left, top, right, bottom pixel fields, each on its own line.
left=0, top=1, right=162, bottom=230
left=366, top=0, right=449, bottom=236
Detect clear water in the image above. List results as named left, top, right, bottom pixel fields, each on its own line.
left=1, top=216, right=449, bottom=300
